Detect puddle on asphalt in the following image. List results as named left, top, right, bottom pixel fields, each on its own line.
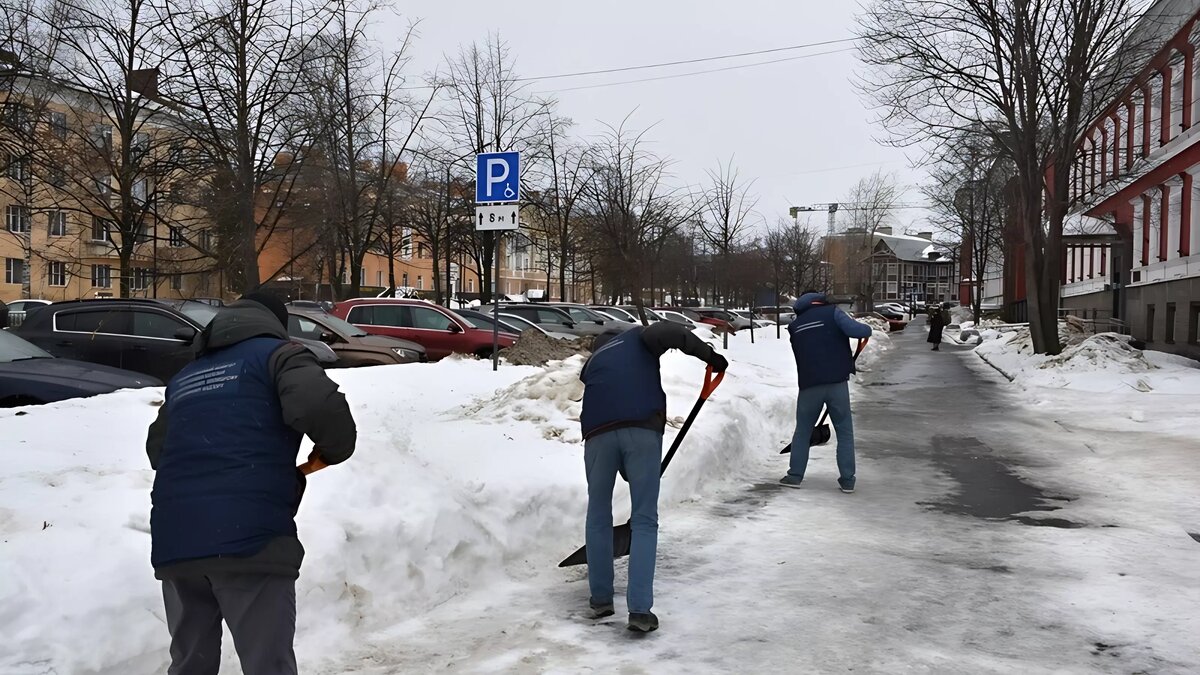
left=920, top=435, right=1087, bottom=529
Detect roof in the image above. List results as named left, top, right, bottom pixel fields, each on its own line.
left=1064, top=212, right=1118, bottom=236
left=875, top=233, right=953, bottom=262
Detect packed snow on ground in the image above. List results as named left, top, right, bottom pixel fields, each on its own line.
left=0, top=324, right=890, bottom=674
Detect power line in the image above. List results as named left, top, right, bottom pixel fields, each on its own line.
left=537, top=47, right=856, bottom=94
left=405, top=37, right=859, bottom=91
left=515, top=37, right=859, bottom=83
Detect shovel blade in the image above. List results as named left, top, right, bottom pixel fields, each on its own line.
left=559, top=522, right=633, bottom=567
left=779, top=424, right=832, bottom=454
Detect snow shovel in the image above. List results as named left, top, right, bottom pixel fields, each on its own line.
left=558, top=366, right=726, bottom=568
left=780, top=338, right=868, bottom=455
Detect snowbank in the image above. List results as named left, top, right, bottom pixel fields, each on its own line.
left=0, top=329, right=810, bottom=673
left=973, top=324, right=1200, bottom=394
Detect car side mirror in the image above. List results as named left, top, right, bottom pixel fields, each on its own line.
left=173, top=327, right=197, bottom=342
left=319, top=331, right=338, bottom=345
left=448, top=322, right=463, bottom=333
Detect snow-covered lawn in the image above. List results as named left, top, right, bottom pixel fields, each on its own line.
left=0, top=328, right=886, bottom=674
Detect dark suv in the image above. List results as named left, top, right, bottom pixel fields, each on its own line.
left=15, top=299, right=201, bottom=382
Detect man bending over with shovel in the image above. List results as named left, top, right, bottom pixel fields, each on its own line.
left=783, top=291, right=872, bottom=493
left=580, top=321, right=728, bottom=632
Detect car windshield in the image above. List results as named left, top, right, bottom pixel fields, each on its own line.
left=599, top=307, right=635, bottom=322
left=0, top=329, right=53, bottom=362
left=313, top=313, right=367, bottom=337
left=562, top=306, right=605, bottom=322
left=171, top=301, right=220, bottom=327
left=625, top=307, right=664, bottom=321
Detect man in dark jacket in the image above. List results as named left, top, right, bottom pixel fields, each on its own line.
left=579, top=321, right=728, bottom=633
left=783, top=292, right=872, bottom=493
left=145, top=293, right=356, bottom=675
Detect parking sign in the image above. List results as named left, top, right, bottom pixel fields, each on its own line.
left=475, top=152, right=520, bottom=203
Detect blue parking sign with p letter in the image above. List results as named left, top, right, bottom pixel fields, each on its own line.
left=475, top=152, right=520, bottom=203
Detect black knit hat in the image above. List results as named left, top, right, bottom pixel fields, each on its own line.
left=241, top=292, right=289, bottom=328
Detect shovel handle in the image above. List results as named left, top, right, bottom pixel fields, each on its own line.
left=853, top=337, right=869, bottom=360
left=700, top=365, right=725, bottom=400
left=298, top=449, right=328, bottom=475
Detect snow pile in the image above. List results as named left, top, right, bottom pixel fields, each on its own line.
left=974, top=324, right=1200, bottom=393
left=856, top=315, right=891, bottom=334
left=0, top=331, right=799, bottom=673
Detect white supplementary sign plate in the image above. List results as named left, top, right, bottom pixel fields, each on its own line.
left=475, top=205, right=520, bottom=231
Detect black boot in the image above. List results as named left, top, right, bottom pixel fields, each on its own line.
left=627, top=612, right=659, bottom=632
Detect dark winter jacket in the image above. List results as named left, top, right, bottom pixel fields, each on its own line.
left=788, top=293, right=872, bottom=390
left=927, top=306, right=949, bottom=344
left=146, top=300, right=357, bottom=579
left=580, top=322, right=724, bottom=439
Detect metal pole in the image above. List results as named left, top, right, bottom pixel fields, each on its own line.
left=492, top=232, right=500, bottom=371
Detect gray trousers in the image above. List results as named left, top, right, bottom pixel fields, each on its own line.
left=162, top=573, right=297, bottom=675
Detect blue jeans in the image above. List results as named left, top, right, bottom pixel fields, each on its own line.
left=584, top=427, right=662, bottom=614
left=788, top=381, right=856, bottom=489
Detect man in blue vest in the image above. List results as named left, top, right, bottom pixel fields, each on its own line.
left=580, top=320, right=728, bottom=633
left=783, top=292, right=872, bottom=493
left=146, top=293, right=356, bottom=675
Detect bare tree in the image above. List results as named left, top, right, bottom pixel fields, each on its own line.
left=583, top=116, right=704, bottom=324
left=840, top=170, right=898, bottom=310
left=924, top=127, right=1011, bottom=323
left=858, top=0, right=1143, bottom=354
left=438, top=35, right=553, bottom=303
left=700, top=157, right=758, bottom=308
left=152, top=0, right=335, bottom=294
left=528, top=115, right=592, bottom=301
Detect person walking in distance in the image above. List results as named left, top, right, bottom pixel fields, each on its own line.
left=927, top=302, right=950, bottom=351
left=580, top=321, right=728, bottom=632
left=782, top=291, right=872, bottom=493
left=146, top=293, right=357, bottom=675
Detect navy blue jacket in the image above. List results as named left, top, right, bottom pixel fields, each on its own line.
left=580, top=322, right=722, bottom=439
left=788, top=293, right=872, bottom=390
left=151, top=336, right=301, bottom=568
left=147, top=301, right=356, bottom=578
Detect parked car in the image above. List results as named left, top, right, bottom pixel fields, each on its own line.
left=501, top=303, right=605, bottom=337
left=754, top=306, right=796, bottom=325
left=15, top=298, right=337, bottom=382
left=546, top=303, right=629, bottom=331
left=332, top=298, right=517, bottom=360
left=590, top=306, right=637, bottom=323
left=7, top=299, right=52, bottom=328
left=854, top=311, right=908, bottom=332
left=287, top=300, right=334, bottom=312
left=0, top=329, right=162, bottom=407
left=499, top=313, right=578, bottom=340
left=655, top=309, right=700, bottom=329
left=287, top=308, right=426, bottom=366
left=616, top=306, right=667, bottom=323
left=875, top=305, right=908, bottom=321
left=731, top=310, right=775, bottom=329
left=159, top=299, right=339, bottom=367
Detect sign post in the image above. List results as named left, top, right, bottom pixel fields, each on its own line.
left=475, top=152, right=521, bottom=371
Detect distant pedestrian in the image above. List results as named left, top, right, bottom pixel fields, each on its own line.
left=782, top=291, right=872, bottom=493
left=927, top=302, right=950, bottom=351
left=146, top=293, right=357, bottom=675
left=579, top=321, right=728, bottom=633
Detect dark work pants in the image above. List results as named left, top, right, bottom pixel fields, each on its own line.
left=162, top=573, right=297, bottom=675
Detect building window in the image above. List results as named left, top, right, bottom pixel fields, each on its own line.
left=6, top=205, right=31, bottom=233
left=47, top=261, right=67, bottom=287
left=359, top=267, right=365, bottom=285
left=132, top=267, right=152, bottom=290
left=131, top=132, right=150, bottom=157
left=91, top=216, right=111, bottom=242
left=198, top=230, right=212, bottom=251
left=94, top=174, right=111, bottom=196
left=132, top=178, right=148, bottom=203
left=92, top=124, right=113, bottom=152
left=168, top=226, right=186, bottom=247
left=418, top=243, right=428, bottom=258
left=49, top=111, right=67, bottom=140
left=376, top=270, right=382, bottom=286
left=401, top=228, right=412, bottom=258
left=91, top=264, right=112, bottom=288
left=170, top=273, right=183, bottom=291
left=401, top=272, right=408, bottom=287
left=1146, top=304, right=1156, bottom=342
left=4, top=258, right=23, bottom=285
left=5, top=154, right=31, bottom=183
left=1165, top=303, right=1176, bottom=344
left=1189, top=302, right=1199, bottom=345
left=468, top=278, right=475, bottom=293
left=417, top=275, right=423, bottom=290
left=46, top=165, right=66, bottom=188
left=48, top=210, right=67, bottom=237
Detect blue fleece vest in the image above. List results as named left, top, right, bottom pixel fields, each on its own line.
left=580, top=328, right=666, bottom=439
left=789, top=305, right=856, bottom=390
left=150, top=337, right=302, bottom=568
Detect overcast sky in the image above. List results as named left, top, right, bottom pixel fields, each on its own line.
left=384, top=0, right=931, bottom=238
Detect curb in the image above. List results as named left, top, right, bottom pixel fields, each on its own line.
left=974, top=349, right=1016, bottom=382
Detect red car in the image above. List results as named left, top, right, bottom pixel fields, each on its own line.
left=332, top=299, right=518, bottom=361
left=657, top=307, right=736, bottom=334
